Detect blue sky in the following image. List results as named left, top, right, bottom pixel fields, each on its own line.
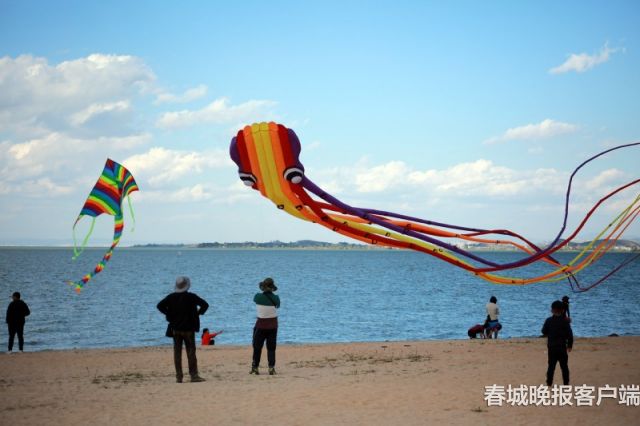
left=0, top=1, right=638, bottom=245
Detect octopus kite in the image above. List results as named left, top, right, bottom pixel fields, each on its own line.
left=230, top=122, right=640, bottom=292
left=69, top=158, right=138, bottom=292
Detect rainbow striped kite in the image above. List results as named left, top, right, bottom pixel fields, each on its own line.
left=69, top=158, right=139, bottom=292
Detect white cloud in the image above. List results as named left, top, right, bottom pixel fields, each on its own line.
left=123, top=147, right=232, bottom=186
left=356, top=161, right=410, bottom=192
left=549, top=43, right=621, bottom=74
left=319, top=158, right=568, bottom=199
left=139, top=184, right=214, bottom=202
left=485, top=119, right=578, bottom=144
left=585, top=168, right=626, bottom=191
left=69, top=100, right=131, bottom=126
left=0, top=54, right=155, bottom=138
left=156, top=97, right=277, bottom=129
left=405, top=160, right=536, bottom=196
left=155, top=84, right=208, bottom=104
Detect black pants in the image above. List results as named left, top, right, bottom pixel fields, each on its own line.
left=173, top=331, right=198, bottom=380
left=8, top=322, right=25, bottom=351
left=546, top=346, right=569, bottom=385
left=252, top=327, right=277, bottom=368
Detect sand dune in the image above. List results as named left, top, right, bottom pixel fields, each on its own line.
left=1, top=337, right=638, bottom=425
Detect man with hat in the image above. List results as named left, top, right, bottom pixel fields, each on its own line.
left=250, top=277, right=280, bottom=375
left=157, top=276, right=209, bottom=383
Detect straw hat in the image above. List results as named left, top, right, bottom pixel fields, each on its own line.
left=175, top=276, right=191, bottom=293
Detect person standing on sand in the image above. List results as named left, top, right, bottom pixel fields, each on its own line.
left=251, top=277, right=280, bottom=375
left=542, top=300, right=573, bottom=386
left=561, top=295, right=571, bottom=322
left=485, top=296, right=500, bottom=339
left=157, top=277, right=209, bottom=383
left=6, top=292, right=30, bottom=353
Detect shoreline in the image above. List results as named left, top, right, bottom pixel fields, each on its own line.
left=1, top=245, right=638, bottom=252
left=2, top=337, right=638, bottom=425
left=14, top=332, right=637, bottom=354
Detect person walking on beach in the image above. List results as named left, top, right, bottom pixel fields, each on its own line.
left=157, top=277, right=209, bottom=383
left=6, top=292, right=30, bottom=353
left=485, top=296, right=500, bottom=338
left=251, top=277, right=280, bottom=375
left=541, top=300, right=573, bottom=386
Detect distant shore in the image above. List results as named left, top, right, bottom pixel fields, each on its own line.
left=1, top=337, right=638, bottom=425
left=2, top=244, right=638, bottom=253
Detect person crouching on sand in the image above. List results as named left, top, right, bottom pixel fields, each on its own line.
left=201, top=328, right=223, bottom=346
left=157, top=276, right=209, bottom=383
left=542, top=300, right=574, bottom=386
left=251, top=277, right=280, bottom=376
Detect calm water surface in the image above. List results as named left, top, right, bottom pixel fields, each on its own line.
left=0, top=248, right=638, bottom=351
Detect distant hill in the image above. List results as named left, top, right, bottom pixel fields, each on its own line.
left=133, top=239, right=639, bottom=251
left=561, top=239, right=640, bottom=250
left=195, top=240, right=377, bottom=249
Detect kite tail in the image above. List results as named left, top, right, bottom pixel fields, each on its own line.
left=72, top=217, right=97, bottom=260
left=68, top=215, right=124, bottom=293
left=127, top=194, right=136, bottom=232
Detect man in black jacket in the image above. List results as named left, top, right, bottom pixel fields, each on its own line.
left=541, top=300, right=574, bottom=386
left=6, top=292, right=30, bottom=353
left=157, top=277, right=209, bottom=383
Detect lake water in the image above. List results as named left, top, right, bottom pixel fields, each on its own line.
left=0, top=247, right=638, bottom=351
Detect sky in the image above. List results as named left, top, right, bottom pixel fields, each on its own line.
left=0, top=1, right=639, bottom=245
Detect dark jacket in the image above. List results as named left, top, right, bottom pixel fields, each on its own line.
left=157, top=292, right=208, bottom=332
left=542, top=315, right=573, bottom=350
left=6, top=300, right=30, bottom=325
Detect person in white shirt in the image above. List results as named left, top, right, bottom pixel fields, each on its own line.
left=485, top=296, right=501, bottom=338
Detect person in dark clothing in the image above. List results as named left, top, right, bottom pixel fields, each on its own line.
left=157, top=276, right=209, bottom=383
left=251, top=277, right=280, bottom=376
left=541, top=300, right=574, bottom=386
left=6, top=292, right=30, bottom=353
left=561, top=295, right=571, bottom=322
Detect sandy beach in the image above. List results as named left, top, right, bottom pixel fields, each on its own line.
left=1, top=337, right=638, bottom=425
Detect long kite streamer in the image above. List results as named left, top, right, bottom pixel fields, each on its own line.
left=230, top=122, right=639, bottom=292
left=69, top=158, right=139, bottom=292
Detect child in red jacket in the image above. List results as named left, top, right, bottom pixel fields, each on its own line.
left=201, top=328, right=223, bottom=346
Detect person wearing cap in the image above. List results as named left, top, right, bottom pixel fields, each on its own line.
left=6, top=292, right=30, bottom=354
left=561, top=296, right=571, bottom=322
left=250, top=277, right=280, bottom=375
left=157, top=276, right=209, bottom=383
left=541, top=300, right=574, bottom=386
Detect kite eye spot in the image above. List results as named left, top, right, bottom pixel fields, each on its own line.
left=239, top=172, right=257, bottom=187
left=283, top=167, right=304, bottom=184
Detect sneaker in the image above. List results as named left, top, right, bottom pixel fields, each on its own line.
left=250, top=366, right=260, bottom=375
left=176, top=377, right=183, bottom=383
left=6, top=351, right=12, bottom=355
left=268, top=367, right=276, bottom=376
left=190, top=376, right=206, bottom=383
